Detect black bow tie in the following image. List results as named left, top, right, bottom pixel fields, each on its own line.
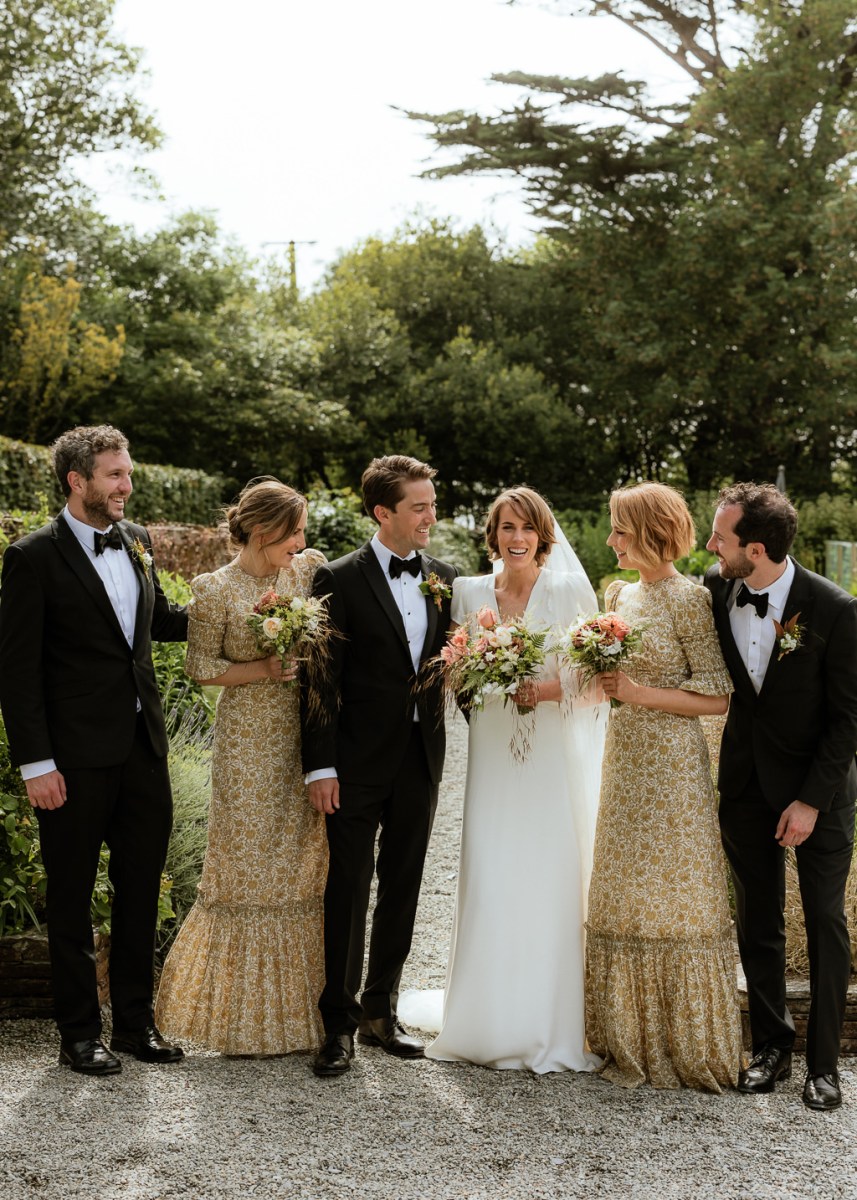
left=94, top=527, right=123, bottom=555
left=736, top=584, right=769, bottom=618
left=389, top=554, right=422, bottom=580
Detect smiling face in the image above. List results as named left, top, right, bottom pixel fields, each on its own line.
left=258, top=506, right=308, bottom=570
left=375, top=478, right=437, bottom=557
left=706, top=503, right=756, bottom=580
left=496, top=503, right=540, bottom=572
left=68, top=449, right=134, bottom=529
left=606, top=522, right=645, bottom=573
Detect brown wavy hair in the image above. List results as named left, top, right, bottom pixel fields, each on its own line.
left=225, top=477, right=306, bottom=548
left=484, top=486, right=557, bottom=567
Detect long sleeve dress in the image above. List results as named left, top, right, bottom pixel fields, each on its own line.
left=154, top=551, right=327, bottom=1055
left=585, top=575, right=744, bottom=1090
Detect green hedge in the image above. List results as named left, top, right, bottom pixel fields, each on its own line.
left=0, top=435, right=224, bottom=525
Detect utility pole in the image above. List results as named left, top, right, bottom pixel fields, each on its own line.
left=261, top=240, right=317, bottom=298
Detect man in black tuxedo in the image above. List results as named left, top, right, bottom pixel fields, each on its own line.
left=0, top=425, right=188, bottom=1075
left=705, top=482, right=857, bottom=1111
left=301, top=455, right=457, bottom=1077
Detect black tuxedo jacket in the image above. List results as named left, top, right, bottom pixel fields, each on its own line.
left=300, top=542, right=458, bottom=788
left=704, top=559, right=857, bottom=813
left=0, top=514, right=187, bottom=769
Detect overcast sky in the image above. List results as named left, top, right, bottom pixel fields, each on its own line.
left=82, top=0, right=688, bottom=288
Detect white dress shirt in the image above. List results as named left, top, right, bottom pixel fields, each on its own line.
left=21, top=506, right=141, bottom=781
left=727, top=558, right=795, bottom=694
left=305, top=534, right=428, bottom=785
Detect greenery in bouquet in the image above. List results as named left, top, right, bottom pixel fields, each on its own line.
left=430, top=605, right=549, bottom=760
left=555, top=612, right=645, bottom=709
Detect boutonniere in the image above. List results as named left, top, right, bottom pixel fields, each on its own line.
left=773, top=612, right=803, bottom=660
left=130, top=537, right=154, bottom=576
left=419, top=572, right=452, bottom=611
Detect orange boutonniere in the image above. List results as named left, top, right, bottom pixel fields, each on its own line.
left=773, top=612, right=803, bottom=660
left=419, top=572, right=452, bottom=611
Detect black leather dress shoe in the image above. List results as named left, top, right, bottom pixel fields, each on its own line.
left=312, top=1033, right=355, bottom=1077
left=110, top=1025, right=184, bottom=1063
left=59, top=1038, right=121, bottom=1076
left=357, top=1017, right=424, bottom=1059
left=803, top=1073, right=842, bottom=1112
left=737, top=1046, right=792, bottom=1094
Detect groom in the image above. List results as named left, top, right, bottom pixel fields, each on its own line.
left=705, top=482, right=857, bottom=1111
left=301, top=454, right=457, bottom=1077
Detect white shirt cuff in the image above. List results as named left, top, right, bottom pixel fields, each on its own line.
left=305, top=767, right=337, bottom=785
left=21, top=759, right=57, bottom=781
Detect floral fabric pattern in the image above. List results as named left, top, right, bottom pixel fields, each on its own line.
left=585, top=574, right=744, bottom=1091
left=155, top=550, right=328, bottom=1055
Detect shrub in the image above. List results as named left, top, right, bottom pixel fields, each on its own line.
left=154, top=571, right=215, bottom=735
left=305, top=487, right=374, bottom=560
left=427, top=519, right=482, bottom=575
left=0, top=434, right=224, bottom=525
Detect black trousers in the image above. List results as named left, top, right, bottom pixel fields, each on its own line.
left=319, top=725, right=438, bottom=1035
left=719, top=777, right=854, bottom=1074
left=36, top=716, right=173, bottom=1041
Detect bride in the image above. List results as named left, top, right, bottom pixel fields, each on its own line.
left=401, top=486, right=606, bottom=1073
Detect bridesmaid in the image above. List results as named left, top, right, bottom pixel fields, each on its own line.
left=155, top=479, right=328, bottom=1055
left=585, top=482, right=744, bottom=1091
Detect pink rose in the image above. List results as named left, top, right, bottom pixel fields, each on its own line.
left=257, top=589, right=280, bottom=612
left=597, top=613, right=630, bottom=641
left=476, top=606, right=498, bottom=630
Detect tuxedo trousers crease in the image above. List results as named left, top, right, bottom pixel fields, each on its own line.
left=320, top=725, right=437, bottom=1034
left=37, top=717, right=172, bottom=1040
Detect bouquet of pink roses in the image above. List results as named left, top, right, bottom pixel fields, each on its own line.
left=246, top=589, right=335, bottom=685
left=430, top=605, right=549, bottom=759
left=555, top=611, right=645, bottom=708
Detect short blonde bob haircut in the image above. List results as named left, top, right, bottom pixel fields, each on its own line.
left=609, top=482, right=695, bottom=570
left=484, top=486, right=557, bottom=567
left=225, top=477, right=307, bottom=549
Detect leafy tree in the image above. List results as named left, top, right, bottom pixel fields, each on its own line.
left=0, top=262, right=125, bottom=442
left=410, top=1, right=857, bottom=496
left=0, top=0, right=160, bottom=242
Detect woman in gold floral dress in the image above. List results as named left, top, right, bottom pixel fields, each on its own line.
left=155, top=480, right=327, bottom=1055
left=585, top=482, right=744, bottom=1091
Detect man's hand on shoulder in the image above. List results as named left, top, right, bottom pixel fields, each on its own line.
left=26, top=770, right=67, bottom=810
left=775, top=800, right=818, bottom=848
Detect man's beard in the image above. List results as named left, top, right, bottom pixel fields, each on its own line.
left=719, top=554, right=753, bottom=580
left=82, top=493, right=117, bottom=529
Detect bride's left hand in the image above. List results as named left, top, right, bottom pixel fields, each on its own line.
left=515, top=680, right=541, bottom=709
left=598, top=670, right=639, bottom=704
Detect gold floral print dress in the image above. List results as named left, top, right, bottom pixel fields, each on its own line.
left=155, top=550, right=327, bottom=1055
left=585, top=575, right=744, bottom=1091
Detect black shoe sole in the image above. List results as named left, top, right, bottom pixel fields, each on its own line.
left=737, top=1066, right=791, bottom=1094
left=356, top=1032, right=424, bottom=1058
left=109, top=1040, right=184, bottom=1063
left=312, top=1058, right=353, bottom=1077
left=58, top=1051, right=121, bottom=1076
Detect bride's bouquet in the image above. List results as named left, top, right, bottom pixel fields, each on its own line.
left=428, top=605, right=549, bottom=760
left=554, top=611, right=645, bottom=708
left=246, top=590, right=336, bottom=691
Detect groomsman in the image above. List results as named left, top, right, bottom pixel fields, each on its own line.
left=301, top=455, right=457, bottom=1077
left=0, top=425, right=187, bottom=1074
left=705, top=482, right=857, bottom=1111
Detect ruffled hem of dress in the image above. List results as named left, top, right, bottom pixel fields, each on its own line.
left=155, top=899, right=325, bottom=1056
left=584, top=928, right=744, bottom=1093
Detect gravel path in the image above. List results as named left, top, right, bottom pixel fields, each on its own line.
left=2, top=713, right=856, bottom=1199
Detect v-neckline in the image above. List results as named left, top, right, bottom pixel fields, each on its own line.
left=491, top=568, right=545, bottom=622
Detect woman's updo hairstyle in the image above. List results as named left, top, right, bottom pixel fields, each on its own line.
left=225, top=477, right=306, bottom=549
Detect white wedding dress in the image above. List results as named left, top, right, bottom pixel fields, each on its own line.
left=401, top=568, right=606, bottom=1073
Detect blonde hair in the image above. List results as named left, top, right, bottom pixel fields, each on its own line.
left=609, top=483, right=695, bottom=570
left=484, top=486, right=557, bottom=567
left=225, top=477, right=306, bottom=548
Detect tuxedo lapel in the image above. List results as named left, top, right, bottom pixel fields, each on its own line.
left=356, top=543, right=411, bottom=656
left=116, top=523, right=152, bottom=650
left=710, top=575, right=756, bottom=696
left=51, top=515, right=130, bottom=649
left=758, top=559, right=815, bottom=698
left=419, top=555, right=439, bottom=662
